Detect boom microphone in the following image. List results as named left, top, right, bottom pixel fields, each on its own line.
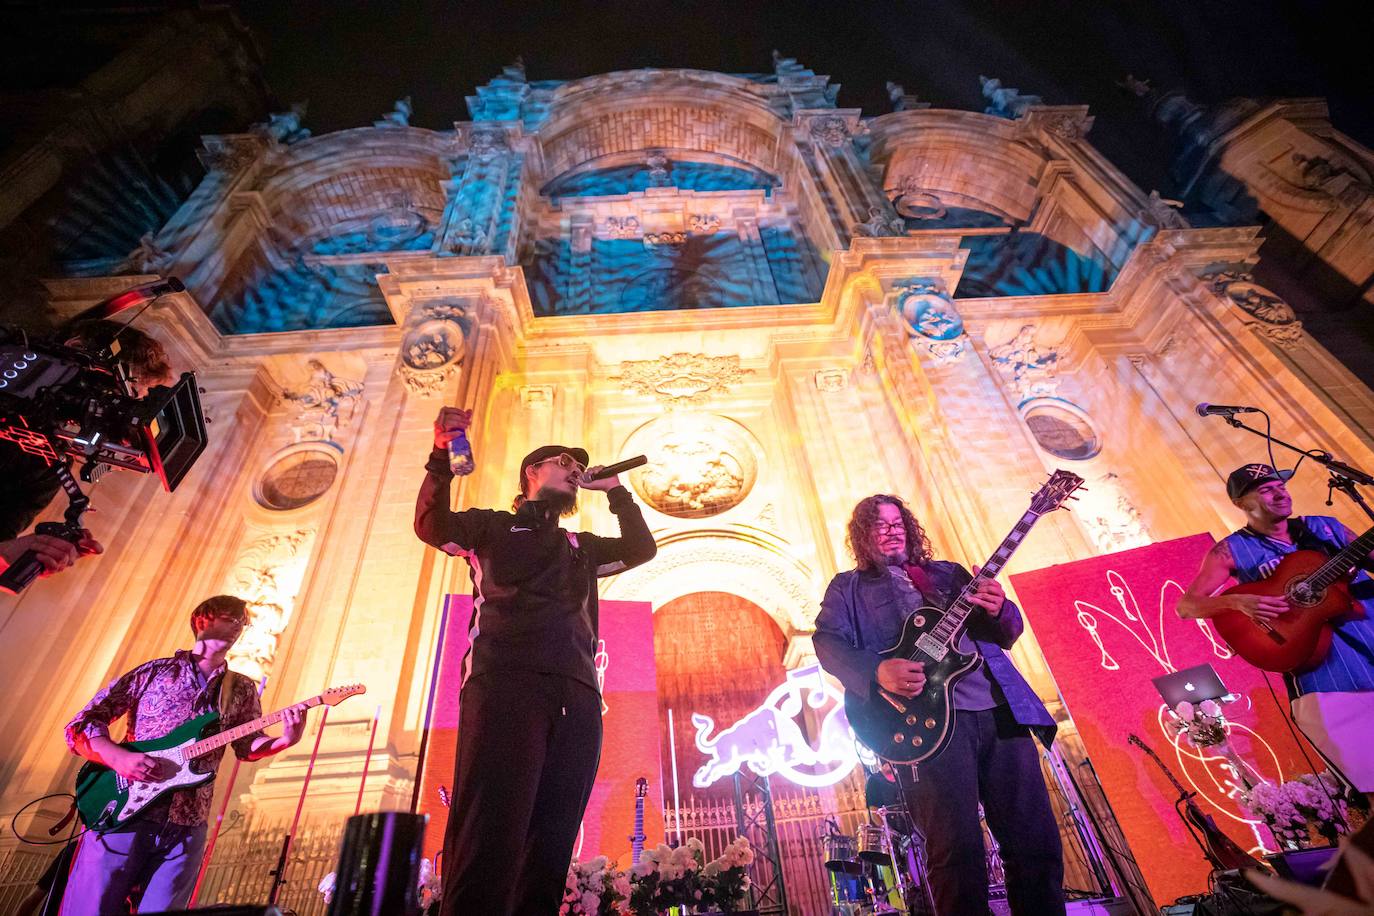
left=583, top=455, right=648, bottom=482
left=75, top=277, right=186, bottom=322
left=1195, top=403, right=1261, bottom=417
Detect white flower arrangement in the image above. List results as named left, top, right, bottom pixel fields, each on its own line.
left=628, top=836, right=753, bottom=914
left=561, top=855, right=632, bottom=916
left=1164, top=697, right=1230, bottom=748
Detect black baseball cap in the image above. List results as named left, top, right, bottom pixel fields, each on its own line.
left=1226, top=463, right=1294, bottom=500
left=518, top=444, right=589, bottom=492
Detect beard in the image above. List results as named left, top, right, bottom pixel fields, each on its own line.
left=535, top=485, right=579, bottom=517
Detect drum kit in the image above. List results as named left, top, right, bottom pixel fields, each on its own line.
left=822, top=806, right=930, bottom=915
left=821, top=804, right=1007, bottom=915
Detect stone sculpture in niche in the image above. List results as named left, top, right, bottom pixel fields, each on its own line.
left=990, top=325, right=1060, bottom=399
left=284, top=360, right=365, bottom=443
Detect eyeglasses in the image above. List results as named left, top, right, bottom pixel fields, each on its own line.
left=532, top=453, right=586, bottom=474
left=870, top=521, right=906, bottom=536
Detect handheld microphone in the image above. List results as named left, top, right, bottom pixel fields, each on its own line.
left=583, top=455, right=648, bottom=482
left=1195, top=403, right=1260, bottom=417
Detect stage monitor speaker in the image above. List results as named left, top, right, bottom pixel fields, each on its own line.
left=140, top=908, right=281, bottom=915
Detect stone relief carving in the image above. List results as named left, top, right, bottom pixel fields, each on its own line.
left=990, top=325, right=1060, bottom=399
left=226, top=528, right=314, bottom=682
left=468, top=127, right=511, bottom=162
left=623, top=414, right=759, bottom=519
left=814, top=368, right=848, bottom=392
left=283, top=360, right=365, bottom=443
left=611, top=353, right=753, bottom=408
left=646, top=151, right=670, bottom=186
left=374, top=96, right=412, bottom=128
left=604, top=216, right=641, bottom=239
left=1289, top=152, right=1374, bottom=206
left=1206, top=270, right=1305, bottom=349
left=124, top=232, right=174, bottom=274
left=688, top=213, right=721, bottom=234
left=980, top=76, right=1042, bottom=119
left=447, top=217, right=489, bottom=255
left=892, top=281, right=969, bottom=365
left=808, top=115, right=855, bottom=148
left=643, top=231, right=687, bottom=249
left=1081, top=473, right=1149, bottom=553
left=850, top=205, right=905, bottom=238
left=398, top=302, right=468, bottom=397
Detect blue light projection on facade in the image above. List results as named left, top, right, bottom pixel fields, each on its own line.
left=213, top=259, right=392, bottom=333
left=545, top=161, right=779, bottom=199
left=524, top=229, right=822, bottom=316
left=955, top=232, right=1114, bottom=298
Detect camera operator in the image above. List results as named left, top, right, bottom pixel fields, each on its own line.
left=0, top=319, right=171, bottom=575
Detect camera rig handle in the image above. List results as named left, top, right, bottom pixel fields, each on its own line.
left=0, top=461, right=90, bottom=595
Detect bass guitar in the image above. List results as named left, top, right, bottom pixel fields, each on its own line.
left=75, top=683, right=365, bottom=830
left=1127, top=733, right=1262, bottom=872
left=1213, top=525, right=1374, bottom=672
left=630, top=777, right=648, bottom=865
left=846, top=470, right=1083, bottom=765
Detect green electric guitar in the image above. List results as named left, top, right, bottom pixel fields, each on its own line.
left=74, top=683, right=365, bottom=830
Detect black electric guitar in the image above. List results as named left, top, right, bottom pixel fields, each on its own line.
left=1128, top=733, right=1263, bottom=872
left=630, top=777, right=648, bottom=865
left=846, top=470, right=1083, bottom=765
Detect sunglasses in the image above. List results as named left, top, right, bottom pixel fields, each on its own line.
left=531, top=453, right=586, bottom=474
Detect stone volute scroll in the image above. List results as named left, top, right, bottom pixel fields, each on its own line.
left=397, top=300, right=469, bottom=398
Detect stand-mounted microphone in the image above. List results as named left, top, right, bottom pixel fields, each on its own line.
left=1195, top=403, right=1261, bottom=417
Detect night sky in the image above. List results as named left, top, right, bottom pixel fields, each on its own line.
left=232, top=0, right=1371, bottom=196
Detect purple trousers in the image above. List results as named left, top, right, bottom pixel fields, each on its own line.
left=59, top=819, right=207, bottom=915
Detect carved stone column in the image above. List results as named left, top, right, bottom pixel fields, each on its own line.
left=793, top=109, right=900, bottom=245
left=439, top=123, right=523, bottom=258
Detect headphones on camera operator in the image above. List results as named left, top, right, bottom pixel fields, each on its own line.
left=0, top=278, right=208, bottom=594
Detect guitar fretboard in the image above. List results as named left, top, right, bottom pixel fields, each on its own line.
left=1307, top=525, right=1374, bottom=591
left=185, top=696, right=324, bottom=759
left=931, top=509, right=1040, bottom=647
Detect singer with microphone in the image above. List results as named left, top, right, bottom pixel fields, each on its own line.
left=414, top=407, right=657, bottom=916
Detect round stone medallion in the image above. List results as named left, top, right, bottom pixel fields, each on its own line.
left=622, top=414, right=760, bottom=518
left=256, top=446, right=340, bottom=510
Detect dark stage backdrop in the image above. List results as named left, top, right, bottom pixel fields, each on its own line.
left=1011, top=534, right=1321, bottom=908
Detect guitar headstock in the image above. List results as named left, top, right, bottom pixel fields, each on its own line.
left=320, top=683, right=366, bottom=707
left=1029, top=469, right=1086, bottom=516
left=635, top=777, right=648, bottom=798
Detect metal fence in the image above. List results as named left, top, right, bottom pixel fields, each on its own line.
left=194, top=815, right=346, bottom=915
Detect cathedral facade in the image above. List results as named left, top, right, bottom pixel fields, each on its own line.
left=3, top=46, right=1374, bottom=911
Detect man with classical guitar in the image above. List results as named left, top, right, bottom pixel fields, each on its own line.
left=814, top=494, right=1064, bottom=916
left=59, top=595, right=307, bottom=914
left=415, top=407, right=656, bottom=916
left=1178, top=463, right=1374, bottom=792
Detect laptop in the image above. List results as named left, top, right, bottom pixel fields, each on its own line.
left=1152, top=663, right=1230, bottom=707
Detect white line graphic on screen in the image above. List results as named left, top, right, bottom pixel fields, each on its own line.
left=1072, top=567, right=1284, bottom=853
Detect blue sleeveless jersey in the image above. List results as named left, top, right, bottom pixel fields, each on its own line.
left=1223, top=515, right=1374, bottom=694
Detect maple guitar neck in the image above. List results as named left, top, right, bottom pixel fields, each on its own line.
left=185, top=695, right=325, bottom=759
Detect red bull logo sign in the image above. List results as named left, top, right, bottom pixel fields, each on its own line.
left=691, top=664, right=858, bottom=788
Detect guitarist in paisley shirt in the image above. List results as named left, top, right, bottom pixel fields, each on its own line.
left=814, top=494, right=1063, bottom=916
left=1179, top=463, right=1374, bottom=793
left=60, top=595, right=307, bottom=915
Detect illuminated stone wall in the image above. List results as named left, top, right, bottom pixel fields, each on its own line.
left=3, top=57, right=1374, bottom=861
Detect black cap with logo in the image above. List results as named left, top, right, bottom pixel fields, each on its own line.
left=1226, top=463, right=1295, bottom=500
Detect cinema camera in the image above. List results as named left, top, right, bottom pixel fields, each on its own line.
left=0, top=278, right=208, bottom=594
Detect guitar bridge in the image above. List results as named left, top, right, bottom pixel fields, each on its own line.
left=915, top=633, right=948, bottom=661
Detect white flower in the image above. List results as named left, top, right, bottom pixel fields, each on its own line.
left=1175, top=700, right=1195, bottom=721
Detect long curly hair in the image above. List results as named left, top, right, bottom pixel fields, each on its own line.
left=845, top=494, right=933, bottom=571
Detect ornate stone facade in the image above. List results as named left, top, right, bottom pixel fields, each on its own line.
left=5, top=56, right=1374, bottom=869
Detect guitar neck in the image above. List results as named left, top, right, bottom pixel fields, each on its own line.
left=1129, top=735, right=1191, bottom=798
left=185, top=695, right=324, bottom=759
left=1309, top=525, right=1374, bottom=590
left=931, top=508, right=1041, bottom=645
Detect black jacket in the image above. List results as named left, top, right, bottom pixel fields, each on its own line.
left=414, top=447, right=656, bottom=690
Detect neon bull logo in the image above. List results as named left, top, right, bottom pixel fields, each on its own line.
left=690, top=664, right=858, bottom=789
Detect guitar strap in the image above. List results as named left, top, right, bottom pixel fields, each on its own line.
left=218, top=670, right=247, bottom=720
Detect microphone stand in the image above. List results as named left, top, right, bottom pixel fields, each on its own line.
left=1217, top=414, right=1374, bottom=524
